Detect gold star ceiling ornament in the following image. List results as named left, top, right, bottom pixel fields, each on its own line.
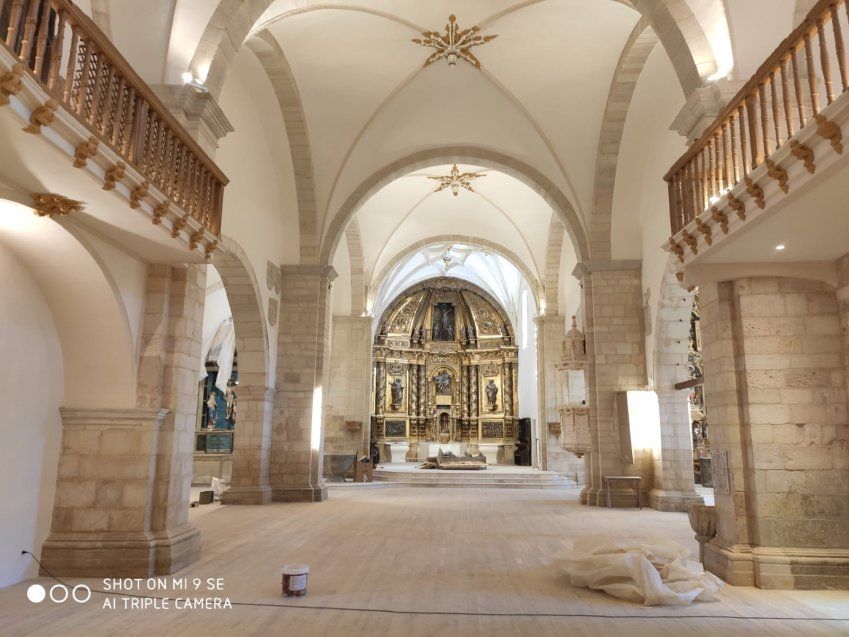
left=412, top=15, right=498, bottom=69
left=429, top=164, right=486, bottom=196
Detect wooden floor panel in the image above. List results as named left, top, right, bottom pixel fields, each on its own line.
left=1, top=487, right=847, bottom=636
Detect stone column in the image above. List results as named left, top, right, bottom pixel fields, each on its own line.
left=649, top=389, right=704, bottom=511
left=573, top=261, right=647, bottom=507
left=536, top=314, right=565, bottom=470
left=41, top=264, right=206, bottom=576
left=269, top=265, right=335, bottom=502
left=221, top=385, right=274, bottom=505
left=701, top=277, right=849, bottom=589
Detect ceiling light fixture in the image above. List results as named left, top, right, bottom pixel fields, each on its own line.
left=412, top=15, right=498, bottom=69
left=428, top=164, right=485, bottom=196
left=775, top=243, right=786, bottom=251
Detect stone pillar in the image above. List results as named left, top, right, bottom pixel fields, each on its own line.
left=701, top=277, right=849, bottom=589
left=323, top=315, right=372, bottom=456
left=573, top=261, right=647, bottom=506
left=221, top=385, right=273, bottom=505
left=536, top=314, right=565, bottom=470
left=152, top=84, right=234, bottom=156
left=41, top=265, right=206, bottom=576
left=650, top=389, right=704, bottom=511
left=269, top=265, right=336, bottom=502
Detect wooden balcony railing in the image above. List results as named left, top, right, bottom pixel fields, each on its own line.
left=0, top=0, right=227, bottom=235
left=665, top=0, right=849, bottom=235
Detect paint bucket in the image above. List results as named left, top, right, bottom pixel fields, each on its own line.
left=281, top=564, right=309, bottom=597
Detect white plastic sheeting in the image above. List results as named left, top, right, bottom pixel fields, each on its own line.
left=554, top=536, right=722, bottom=606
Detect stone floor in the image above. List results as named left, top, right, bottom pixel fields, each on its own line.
left=1, top=488, right=847, bottom=636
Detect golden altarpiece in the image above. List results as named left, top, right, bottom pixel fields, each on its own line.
left=371, top=278, right=519, bottom=464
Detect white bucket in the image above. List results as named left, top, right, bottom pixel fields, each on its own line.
left=281, top=564, right=309, bottom=597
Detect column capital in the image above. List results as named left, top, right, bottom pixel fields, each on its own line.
left=280, top=264, right=338, bottom=283
left=152, top=84, right=234, bottom=155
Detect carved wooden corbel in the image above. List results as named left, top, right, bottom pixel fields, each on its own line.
left=695, top=217, right=713, bottom=245
left=205, top=240, right=219, bottom=260
left=32, top=193, right=84, bottom=217
left=103, top=162, right=125, bottom=190
left=171, top=214, right=189, bottom=238
left=789, top=139, right=815, bottom=173
left=0, top=63, right=25, bottom=106
left=129, top=181, right=149, bottom=208
left=726, top=193, right=746, bottom=220
left=152, top=202, right=168, bottom=225
left=681, top=229, right=698, bottom=255
left=815, top=114, right=843, bottom=154
left=765, top=159, right=789, bottom=193
left=669, top=237, right=685, bottom=263
left=189, top=229, right=204, bottom=250
left=710, top=206, right=729, bottom=234
left=23, top=98, right=58, bottom=134
left=73, top=136, right=98, bottom=168
left=744, top=176, right=765, bottom=209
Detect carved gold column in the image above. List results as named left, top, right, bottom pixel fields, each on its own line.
left=375, top=361, right=385, bottom=415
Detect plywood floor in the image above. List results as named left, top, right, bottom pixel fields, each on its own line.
left=1, top=487, right=847, bottom=637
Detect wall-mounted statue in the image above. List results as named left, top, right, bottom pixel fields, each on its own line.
left=390, top=377, right=405, bottom=408
left=434, top=371, right=452, bottom=395
left=485, top=379, right=499, bottom=411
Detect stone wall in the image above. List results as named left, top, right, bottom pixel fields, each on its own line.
left=701, top=276, right=849, bottom=589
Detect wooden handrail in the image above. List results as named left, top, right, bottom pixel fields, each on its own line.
left=664, top=0, right=849, bottom=234
left=0, top=0, right=228, bottom=235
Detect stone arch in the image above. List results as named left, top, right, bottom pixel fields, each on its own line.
left=370, top=234, right=543, bottom=314
left=245, top=31, right=319, bottom=264
left=187, top=0, right=717, bottom=103
left=344, top=218, right=366, bottom=315
left=544, top=215, right=565, bottom=315
left=591, top=20, right=659, bottom=261
left=321, top=146, right=591, bottom=269
left=210, top=235, right=272, bottom=388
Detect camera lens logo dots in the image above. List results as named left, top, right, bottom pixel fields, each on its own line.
left=27, top=583, right=91, bottom=604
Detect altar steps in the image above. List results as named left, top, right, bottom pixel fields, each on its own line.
left=371, top=467, right=576, bottom=490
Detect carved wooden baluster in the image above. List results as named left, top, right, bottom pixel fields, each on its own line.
left=681, top=165, right=691, bottom=223
left=694, top=149, right=704, bottom=211
left=779, top=57, right=794, bottom=137
left=88, top=54, right=107, bottom=129
left=5, top=0, right=24, bottom=48
left=168, top=142, right=183, bottom=200
left=191, top=157, right=202, bottom=219
left=198, top=170, right=210, bottom=227
left=33, top=0, right=53, bottom=76
left=47, top=9, right=66, bottom=91
left=714, top=132, right=723, bottom=193
left=153, top=120, right=169, bottom=186
left=109, top=78, right=126, bottom=146
left=804, top=31, right=821, bottom=115
left=121, top=88, right=137, bottom=157
left=790, top=46, right=807, bottom=128
left=721, top=122, right=732, bottom=189
left=62, top=23, right=77, bottom=104
left=707, top=138, right=715, bottom=199
left=817, top=17, right=834, bottom=104
left=730, top=114, right=739, bottom=183
left=668, top=180, right=676, bottom=232
left=738, top=104, right=749, bottom=176
left=178, top=143, right=190, bottom=209
left=76, top=38, right=92, bottom=117
left=143, top=114, right=158, bottom=176
left=746, top=93, right=761, bottom=167
left=758, top=82, right=771, bottom=158
left=162, top=132, right=176, bottom=194
left=831, top=3, right=849, bottom=92
left=99, top=63, right=117, bottom=136
left=18, top=0, right=41, bottom=61
left=770, top=70, right=783, bottom=146
left=675, top=170, right=685, bottom=226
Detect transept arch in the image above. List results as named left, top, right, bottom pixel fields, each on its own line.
left=320, top=147, right=591, bottom=269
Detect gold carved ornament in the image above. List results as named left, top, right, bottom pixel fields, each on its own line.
left=0, top=63, right=25, bottom=106
left=428, top=164, right=485, bottom=196
left=32, top=193, right=84, bottom=217
left=412, top=15, right=497, bottom=69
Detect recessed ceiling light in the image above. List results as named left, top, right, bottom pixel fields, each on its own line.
left=775, top=243, right=786, bottom=251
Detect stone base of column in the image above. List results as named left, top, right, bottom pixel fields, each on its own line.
left=41, top=532, right=158, bottom=577
left=221, top=485, right=272, bottom=505
left=648, top=489, right=704, bottom=512
left=579, top=486, right=590, bottom=505
left=271, top=485, right=328, bottom=502
left=152, top=524, right=201, bottom=574
left=705, top=540, right=849, bottom=589
left=40, top=524, right=200, bottom=577
left=498, top=444, right=516, bottom=465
